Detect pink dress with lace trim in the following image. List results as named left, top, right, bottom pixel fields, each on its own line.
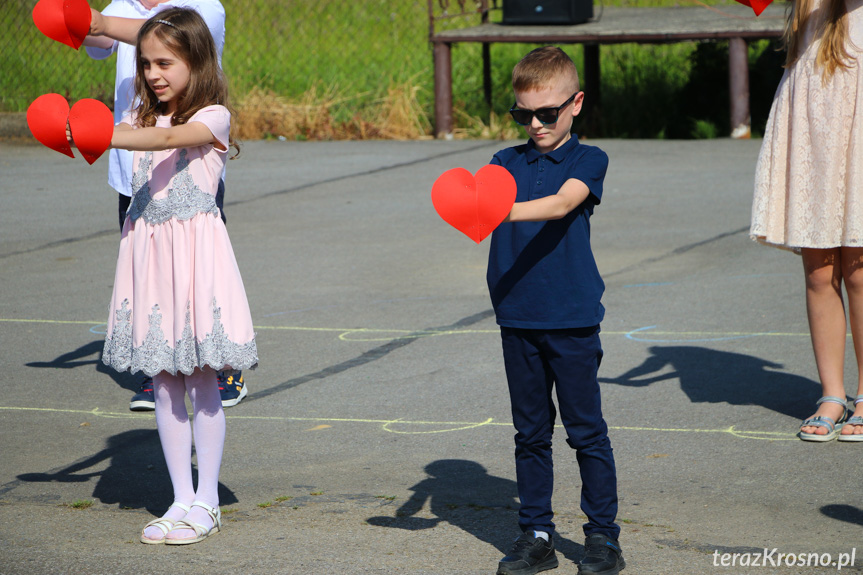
left=102, top=105, right=258, bottom=377
left=751, top=0, right=863, bottom=251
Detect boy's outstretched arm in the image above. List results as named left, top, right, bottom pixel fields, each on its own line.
left=83, top=9, right=145, bottom=48
left=505, top=178, right=591, bottom=222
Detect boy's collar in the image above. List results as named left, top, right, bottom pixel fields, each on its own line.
left=525, top=133, right=580, bottom=163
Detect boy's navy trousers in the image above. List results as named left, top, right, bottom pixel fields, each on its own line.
left=500, top=325, right=620, bottom=540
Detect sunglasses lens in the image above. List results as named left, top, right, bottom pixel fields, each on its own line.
left=510, top=109, right=531, bottom=125
left=534, top=110, right=558, bottom=124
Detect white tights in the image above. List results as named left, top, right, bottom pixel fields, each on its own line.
left=143, top=367, right=225, bottom=541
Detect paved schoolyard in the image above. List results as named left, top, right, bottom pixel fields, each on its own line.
left=1, top=137, right=860, bottom=574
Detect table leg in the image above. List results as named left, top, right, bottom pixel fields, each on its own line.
left=583, top=43, right=600, bottom=134
left=483, top=42, right=492, bottom=111
left=728, top=37, right=751, bottom=139
left=434, top=41, right=454, bottom=139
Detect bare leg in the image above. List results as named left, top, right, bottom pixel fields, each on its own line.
left=143, top=371, right=195, bottom=541
left=165, top=367, right=225, bottom=540
left=800, top=248, right=847, bottom=435
left=840, top=248, right=863, bottom=435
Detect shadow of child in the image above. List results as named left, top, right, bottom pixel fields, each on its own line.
left=367, top=459, right=583, bottom=561
left=17, top=428, right=237, bottom=515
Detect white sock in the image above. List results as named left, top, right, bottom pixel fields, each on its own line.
left=534, top=530, right=549, bottom=542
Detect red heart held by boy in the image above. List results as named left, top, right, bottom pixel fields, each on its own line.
left=69, top=99, right=114, bottom=165
left=27, top=94, right=113, bottom=163
left=27, top=93, right=74, bottom=158
left=431, top=165, right=517, bottom=244
left=732, top=0, right=773, bottom=16
left=32, top=0, right=92, bottom=50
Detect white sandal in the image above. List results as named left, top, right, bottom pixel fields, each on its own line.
left=164, top=500, right=221, bottom=545
left=799, top=396, right=849, bottom=442
left=838, top=395, right=863, bottom=442
left=140, top=501, right=191, bottom=544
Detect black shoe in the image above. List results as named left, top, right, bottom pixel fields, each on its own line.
left=577, top=533, right=625, bottom=575
left=129, top=376, right=155, bottom=411
left=497, top=532, right=559, bottom=575
left=218, top=371, right=247, bottom=408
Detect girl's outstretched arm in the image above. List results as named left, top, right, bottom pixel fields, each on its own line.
left=111, top=122, right=225, bottom=152
left=505, top=177, right=591, bottom=222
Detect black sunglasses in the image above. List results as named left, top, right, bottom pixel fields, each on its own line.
left=509, top=93, right=577, bottom=126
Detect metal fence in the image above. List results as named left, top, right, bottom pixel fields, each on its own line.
left=1, top=0, right=496, bottom=118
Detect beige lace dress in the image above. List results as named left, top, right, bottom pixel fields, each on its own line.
left=751, top=0, right=863, bottom=251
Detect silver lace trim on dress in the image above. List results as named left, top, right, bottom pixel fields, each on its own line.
left=127, top=149, right=220, bottom=225
left=103, top=298, right=258, bottom=376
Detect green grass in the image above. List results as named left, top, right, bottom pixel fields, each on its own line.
left=1, top=0, right=784, bottom=138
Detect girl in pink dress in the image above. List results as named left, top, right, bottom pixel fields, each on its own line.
left=89, top=7, right=257, bottom=543
left=751, top=0, right=863, bottom=441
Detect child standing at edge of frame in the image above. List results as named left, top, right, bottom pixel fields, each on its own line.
left=70, top=7, right=257, bottom=544
left=83, top=0, right=249, bottom=412
left=751, top=0, right=863, bottom=442
left=487, top=46, right=624, bottom=575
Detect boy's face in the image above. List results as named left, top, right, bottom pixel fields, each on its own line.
left=140, top=0, right=171, bottom=8
left=513, top=81, right=583, bottom=154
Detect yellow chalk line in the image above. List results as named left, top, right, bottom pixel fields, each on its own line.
left=0, top=317, right=822, bottom=342
left=0, top=405, right=797, bottom=440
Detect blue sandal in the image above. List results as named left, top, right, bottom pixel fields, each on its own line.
left=799, top=396, right=849, bottom=442
left=838, top=395, right=863, bottom=442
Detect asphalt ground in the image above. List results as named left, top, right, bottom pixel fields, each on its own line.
left=1, top=137, right=861, bottom=575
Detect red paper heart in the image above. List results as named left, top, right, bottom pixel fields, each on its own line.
left=27, top=93, right=74, bottom=159
left=431, top=164, right=517, bottom=244
left=69, top=99, right=113, bottom=165
left=732, top=0, right=773, bottom=16
left=32, top=0, right=91, bottom=49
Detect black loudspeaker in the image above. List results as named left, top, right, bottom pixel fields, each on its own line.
left=502, top=0, right=593, bottom=25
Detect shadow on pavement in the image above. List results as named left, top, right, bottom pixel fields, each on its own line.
left=366, top=458, right=584, bottom=562
left=25, top=339, right=140, bottom=393
left=821, top=504, right=863, bottom=526
left=600, top=345, right=821, bottom=420
left=16, top=428, right=237, bottom=515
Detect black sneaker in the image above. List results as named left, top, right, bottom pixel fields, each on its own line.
left=577, top=533, right=625, bottom=575
left=218, top=371, right=248, bottom=408
left=497, top=532, right=559, bottom=575
left=129, top=376, right=155, bottom=411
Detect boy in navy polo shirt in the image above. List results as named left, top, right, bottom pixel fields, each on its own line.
left=489, top=47, right=623, bottom=575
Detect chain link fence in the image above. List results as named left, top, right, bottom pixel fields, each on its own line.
left=1, top=0, right=785, bottom=138
left=2, top=0, right=499, bottom=127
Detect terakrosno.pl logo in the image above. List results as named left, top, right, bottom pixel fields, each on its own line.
left=712, top=548, right=856, bottom=571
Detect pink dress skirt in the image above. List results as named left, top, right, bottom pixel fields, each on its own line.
left=102, top=105, right=257, bottom=376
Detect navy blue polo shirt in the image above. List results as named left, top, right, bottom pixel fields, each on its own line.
left=487, top=135, right=608, bottom=329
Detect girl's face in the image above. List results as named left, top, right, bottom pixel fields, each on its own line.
left=140, top=34, right=191, bottom=115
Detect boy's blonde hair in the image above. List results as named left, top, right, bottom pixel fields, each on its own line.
left=512, top=46, right=580, bottom=93
left=784, top=0, right=851, bottom=78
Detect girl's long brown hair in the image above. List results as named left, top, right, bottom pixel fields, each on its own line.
left=784, top=0, right=852, bottom=78
left=133, top=7, right=239, bottom=155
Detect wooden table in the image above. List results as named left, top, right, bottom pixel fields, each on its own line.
left=430, top=4, right=785, bottom=138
